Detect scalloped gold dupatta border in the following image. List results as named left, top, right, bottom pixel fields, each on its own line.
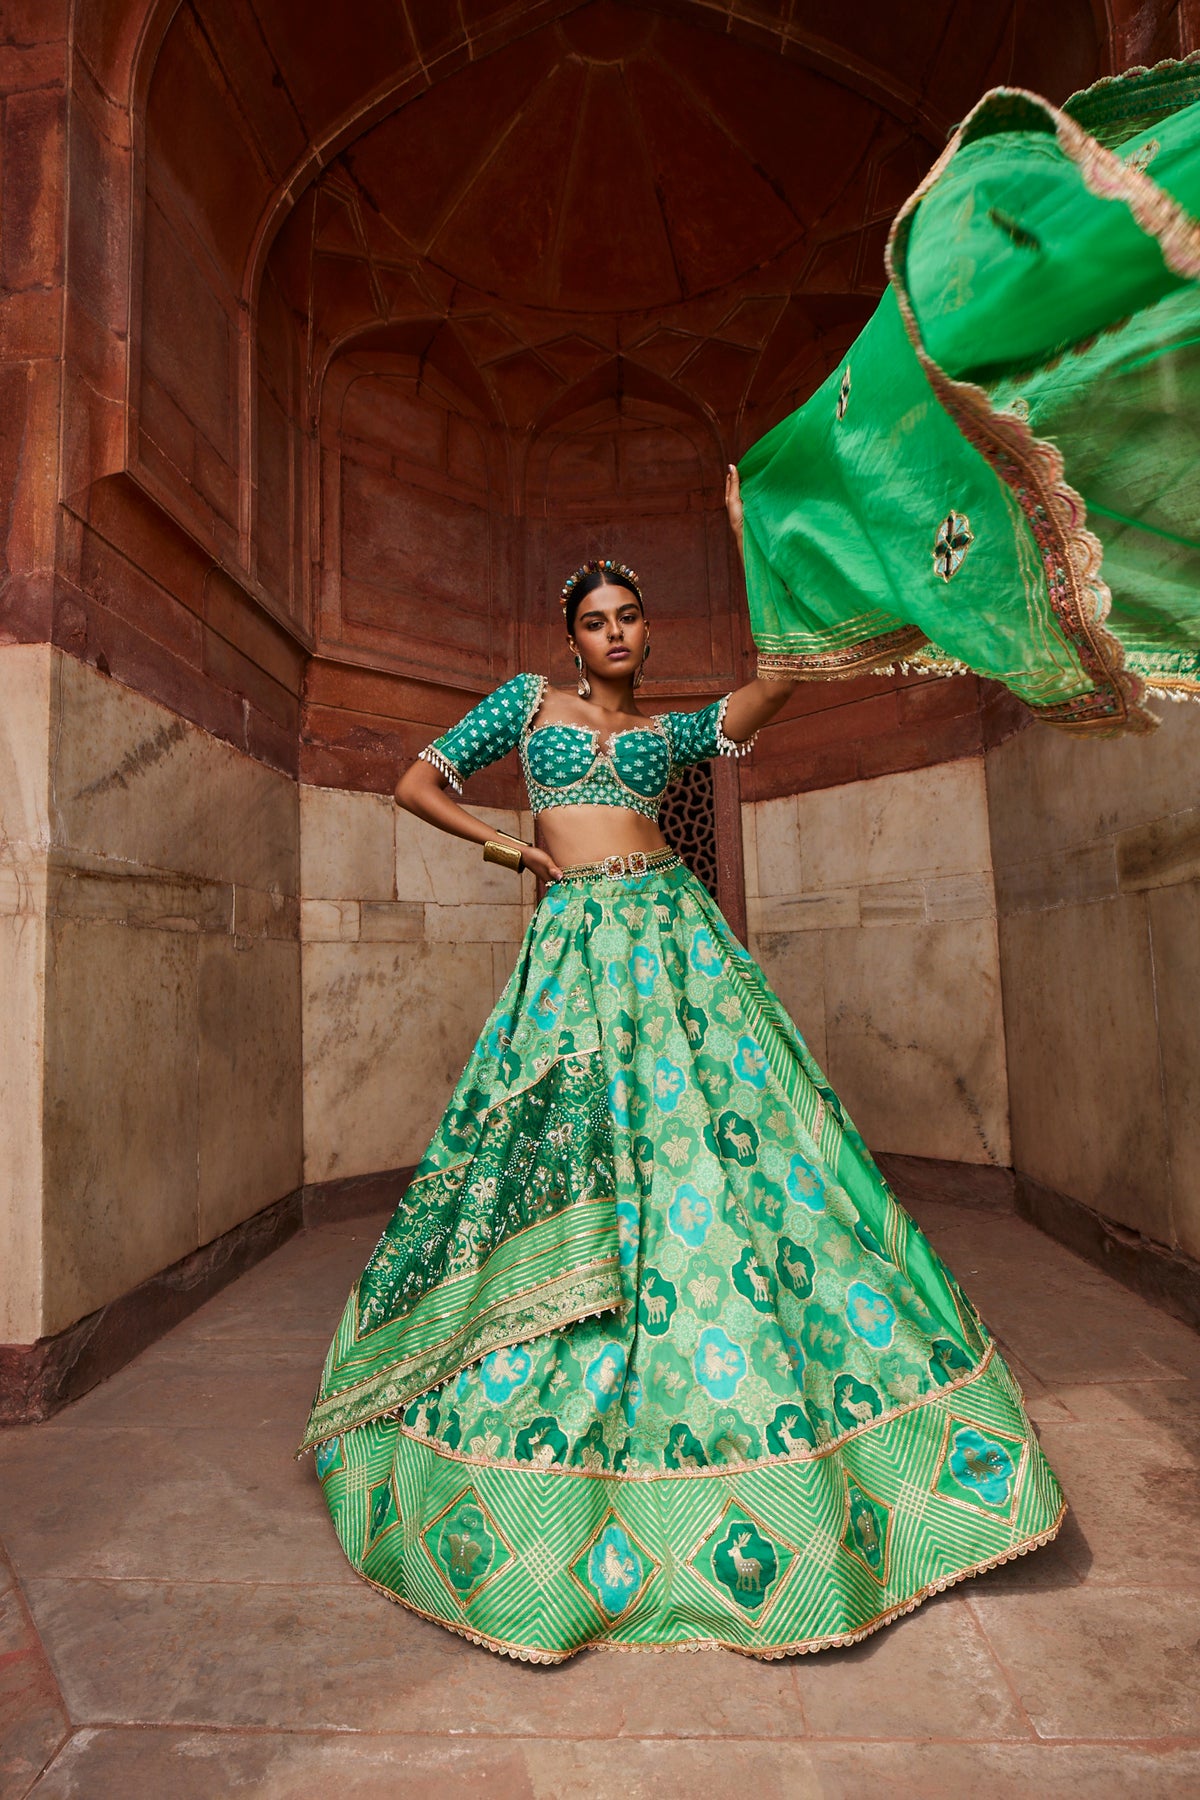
left=886, top=72, right=1200, bottom=737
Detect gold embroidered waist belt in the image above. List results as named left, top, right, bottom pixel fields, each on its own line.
left=555, top=848, right=680, bottom=885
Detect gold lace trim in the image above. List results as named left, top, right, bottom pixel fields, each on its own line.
left=884, top=81, right=1200, bottom=737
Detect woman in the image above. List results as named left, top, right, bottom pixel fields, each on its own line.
left=300, top=471, right=1064, bottom=1662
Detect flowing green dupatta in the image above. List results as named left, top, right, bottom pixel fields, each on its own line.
left=739, top=56, right=1200, bottom=734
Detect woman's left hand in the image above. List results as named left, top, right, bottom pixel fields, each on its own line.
left=725, top=464, right=744, bottom=544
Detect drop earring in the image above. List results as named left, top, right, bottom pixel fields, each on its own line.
left=574, top=652, right=591, bottom=699
left=633, top=635, right=650, bottom=690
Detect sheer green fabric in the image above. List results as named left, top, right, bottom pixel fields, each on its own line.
left=739, top=56, right=1200, bottom=734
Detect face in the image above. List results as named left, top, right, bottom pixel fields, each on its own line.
left=569, top=583, right=647, bottom=681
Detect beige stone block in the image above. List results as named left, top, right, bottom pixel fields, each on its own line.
left=1117, top=806, right=1200, bottom=893
left=859, top=880, right=926, bottom=927
left=752, top=795, right=799, bottom=897
left=749, top=890, right=859, bottom=933
left=798, top=758, right=990, bottom=889
left=198, top=936, right=302, bottom=1243
left=740, top=802, right=759, bottom=900
left=394, top=803, right=531, bottom=908
left=359, top=901, right=425, bottom=943
left=300, top=899, right=360, bottom=943
left=926, top=871, right=995, bottom=921
left=302, top=940, right=495, bottom=1181
left=492, top=939, right=523, bottom=1001
left=986, top=701, right=1200, bottom=869
left=232, top=885, right=299, bottom=942
left=46, top=859, right=231, bottom=934
left=0, top=641, right=52, bottom=857
left=52, top=654, right=297, bottom=892
left=0, top=909, right=45, bottom=1341
left=822, top=918, right=1010, bottom=1165
left=1000, top=894, right=1171, bottom=1240
left=41, top=919, right=199, bottom=1336
left=1148, top=881, right=1200, bottom=1260
left=749, top=929, right=827, bottom=1068
left=300, top=786, right=393, bottom=902
left=993, top=841, right=1118, bottom=916
left=423, top=902, right=527, bottom=943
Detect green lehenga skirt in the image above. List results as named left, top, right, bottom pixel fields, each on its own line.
left=301, top=854, right=1064, bottom=1661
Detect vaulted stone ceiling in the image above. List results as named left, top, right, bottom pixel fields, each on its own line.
left=267, top=0, right=1103, bottom=440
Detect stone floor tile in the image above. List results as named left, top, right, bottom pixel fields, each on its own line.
left=0, top=1427, right=352, bottom=1586
left=968, top=1586, right=1200, bottom=1739
left=1032, top=1418, right=1200, bottom=1588
left=30, top=1730, right=824, bottom=1800
left=21, top=1579, right=806, bottom=1739
left=790, top=1590, right=1031, bottom=1741
left=34, top=1343, right=320, bottom=1434
left=809, top=1740, right=1200, bottom=1800
left=0, top=1562, right=69, bottom=1800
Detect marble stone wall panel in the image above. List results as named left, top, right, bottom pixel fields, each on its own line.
left=0, top=911, right=45, bottom=1343
left=41, top=919, right=200, bottom=1338
left=743, top=757, right=1006, bottom=1165
left=49, top=653, right=298, bottom=894
left=986, top=702, right=1200, bottom=870
left=198, top=935, right=302, bottom=1245
left=822, top=918, right=1011, bottom=1167
left=998, top=895, right=1171, bottom=1243
left=302, top=939, right=495, bottom=1182
left=300, top=786, right=394, bottom=903
left=0, top=643, right=52, bottom=869
left=1148, top=881, right=1200, bottom=1261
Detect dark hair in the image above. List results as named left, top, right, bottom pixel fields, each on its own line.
left=565, top=570, right=644, bottom=635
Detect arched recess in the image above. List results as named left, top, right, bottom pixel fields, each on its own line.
left=522, top=364, right=733, bottom=690
left=316, top=340, right=510, bottom=687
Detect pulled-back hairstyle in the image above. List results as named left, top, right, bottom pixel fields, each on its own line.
left=565, top=569, right=644, bottom=635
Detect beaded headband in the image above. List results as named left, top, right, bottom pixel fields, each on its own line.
left=559, top=557, right=642, bottom=613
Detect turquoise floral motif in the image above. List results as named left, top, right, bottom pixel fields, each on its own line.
left=653, top=1058, right=686, bottom=1111
left=946, top=1425, right=1017, bottom=1508
left=479, top=1343, right=533, bottom=1403
left=846, top=1281, right=897, bottom=1348
left=530, top=976, right=564, bottom=1029
left=615, top=1199, right=640, bottom=1267
left=585, top=1344, right=627, bottom=1412
left=621, top=1373, right=644, bottom=1427
left=315, top=1436, right=342, bottom=1480
left=733, top=1036, right=769, bottom=1088
left=689, top=928, right=721, bottom=977
left=786, top=1154, right=826, bottom=1210
left=630, top=948, right=660, bottom=996
left=608, top=1073, right=633, bottom=1127
left=668, top=1182, right=713, bottom=1246
left=582, top=1521, right=647, bottom=1616
left=694, top=1326, right=747, bottom=1399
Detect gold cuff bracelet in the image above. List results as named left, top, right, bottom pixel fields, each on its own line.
left=483, top=838, right=525, bottom=871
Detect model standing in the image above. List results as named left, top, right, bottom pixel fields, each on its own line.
left=301, top=471, right=1063, bottom=1661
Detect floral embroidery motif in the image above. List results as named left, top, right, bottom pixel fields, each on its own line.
left=933, top=511, right=974, bottom=581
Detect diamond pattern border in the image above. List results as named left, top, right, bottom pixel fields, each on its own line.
left=419, top=1483, right=517, bottom=1609
left=566, top=1508, right=660, bottom=1623
left=684, top=1496, right=800, bottom=1630
left=930, top=1413, right=1030, bottom=1525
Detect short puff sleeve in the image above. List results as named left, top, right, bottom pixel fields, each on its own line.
left=662, top=695, right=757, bottom=772
left=418, top=672, right=544, bottom=793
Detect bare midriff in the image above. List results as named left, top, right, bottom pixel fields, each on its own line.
left=536, top=804, right=669, bottom=870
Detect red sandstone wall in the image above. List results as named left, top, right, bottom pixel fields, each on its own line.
left=6, top=0, right=1192, bottom=803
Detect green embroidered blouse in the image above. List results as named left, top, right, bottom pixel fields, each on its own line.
left=419, top=673, right=755, bottom=819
